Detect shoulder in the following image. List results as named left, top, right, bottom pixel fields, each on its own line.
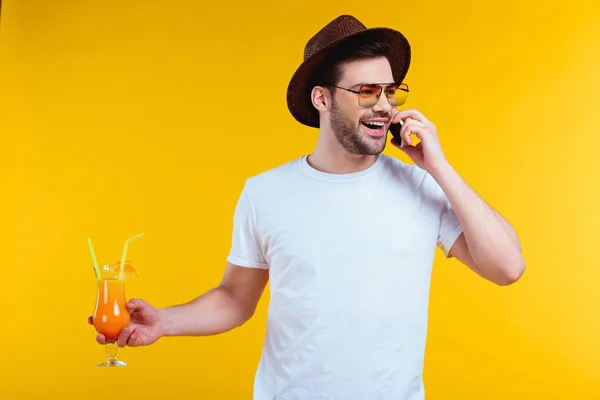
left=380, top=154, right=449, bottom=208
left=379, top=154, right=429, bottom=187
left=241, top=157, right=304, bottom=195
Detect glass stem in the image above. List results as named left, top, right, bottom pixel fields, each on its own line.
left=106, top=343, right=119, bottom=364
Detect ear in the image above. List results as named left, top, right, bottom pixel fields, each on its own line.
left=311, top=86, right=330, bottom=113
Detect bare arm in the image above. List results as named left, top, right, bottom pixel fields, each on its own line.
left=159, top=262, right=269, bottom=337
left=390, top=108, right=525, bottom=287
left=432, top=163, right=525, bottom=286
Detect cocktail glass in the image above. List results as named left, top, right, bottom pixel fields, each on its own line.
left=92, top=263, right=131, bottom=367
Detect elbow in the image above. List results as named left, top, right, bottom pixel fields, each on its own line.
left=237, top=300, right=261, bottom=325
left=495, top=257, right=526, bottom=286
left=241, top=306, right=258, bottom=323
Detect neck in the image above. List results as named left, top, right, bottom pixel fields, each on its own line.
left=307, top=127, right=379, bottom=174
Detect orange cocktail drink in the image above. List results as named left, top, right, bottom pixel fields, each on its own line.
left=87, top=233, right=143, bottom=367
left=92, top=262, right=138, bottom=367
left=93, top=273, right=130, bottom=341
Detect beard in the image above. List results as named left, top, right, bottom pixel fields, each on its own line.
left=329, top=99, right=388, bottom=156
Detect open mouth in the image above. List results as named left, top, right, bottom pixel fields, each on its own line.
left=361, top=121, right=386, bottom=136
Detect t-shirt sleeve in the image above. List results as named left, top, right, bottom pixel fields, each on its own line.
left=226, top=179, right=269, bottom=269
left=421, top=170, right=463, bottom=258
left=437, top=200, right=463, bottom=258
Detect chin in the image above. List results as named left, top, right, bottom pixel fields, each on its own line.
left=352, top=145, right=385, bottom=156
left=356, top=137, right=387, bottom=155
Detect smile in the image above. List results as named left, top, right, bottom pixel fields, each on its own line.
left=360, top=120, right=388, bottom=137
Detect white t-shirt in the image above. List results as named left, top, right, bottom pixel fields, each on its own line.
left=227, top=154, right=463, bottom=400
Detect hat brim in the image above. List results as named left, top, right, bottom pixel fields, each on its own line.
left=286, top=27, right=411, bottom=128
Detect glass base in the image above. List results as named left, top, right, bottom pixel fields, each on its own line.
left=97, top=359, right=127, bottom=367
left=97, top=343, right=126, bottom=367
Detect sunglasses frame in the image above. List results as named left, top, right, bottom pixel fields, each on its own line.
left=327, top=82, right=410, bottom=108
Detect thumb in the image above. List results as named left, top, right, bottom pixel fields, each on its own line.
left=397, top=142, right=420, bottom=160
left=127, top=298, right=147, bottom=313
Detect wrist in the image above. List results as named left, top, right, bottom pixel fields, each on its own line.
left=157, top=308, right=174, bottom=337
left=428, top=159, right=453, bottom=181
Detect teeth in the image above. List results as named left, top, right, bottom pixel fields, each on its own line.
left=364, top=121, right=385, bottom=126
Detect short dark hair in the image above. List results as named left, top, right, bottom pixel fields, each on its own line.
left=313, top=39, right=391, bottom=91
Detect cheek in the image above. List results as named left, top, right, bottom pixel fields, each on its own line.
left=355, top=110, right=369, bottom=124
left=346, top=110, right=363, bottom=127
left=333, top=99, right=366, bottom=126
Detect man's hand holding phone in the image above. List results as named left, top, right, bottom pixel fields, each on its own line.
left=390, top=109, right=448, bottom=174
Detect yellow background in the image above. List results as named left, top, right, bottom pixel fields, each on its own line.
left=1, top=0, right=599, bottom=398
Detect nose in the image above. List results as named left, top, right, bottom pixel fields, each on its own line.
left=371, top=92, right=393, bottom=113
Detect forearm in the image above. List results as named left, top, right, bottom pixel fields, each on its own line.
left=431, top=162, right=525, bottom=279
left=159, top=286, right=252, bottom=337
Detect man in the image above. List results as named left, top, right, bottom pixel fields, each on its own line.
left=89, top=15, right=525, bottom=399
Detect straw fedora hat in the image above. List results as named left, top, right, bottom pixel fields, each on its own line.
left=286, top=15, right=411, bottom=128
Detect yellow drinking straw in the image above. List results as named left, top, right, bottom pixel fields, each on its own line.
left=119, top=232, right=144, bottom=280
left=86, top=237, right=101, bottom=280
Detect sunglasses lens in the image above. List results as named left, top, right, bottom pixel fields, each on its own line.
left=392, top=83, right=409, bottom=106
left=358, top=85, right=380, bottom=108
left=357, top=84, right=409, bottom=108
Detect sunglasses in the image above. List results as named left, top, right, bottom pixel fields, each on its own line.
left=328, top=83, right=409, bottom=108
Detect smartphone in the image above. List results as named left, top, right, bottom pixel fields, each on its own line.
left=389, top=120, right=403, bottom=146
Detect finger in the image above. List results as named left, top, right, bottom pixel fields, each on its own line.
left=401, top=120, right=430, bottom=145
left=87, top=316, right=93, bottom=325
left=96, top=333, right=107, bottom=345
left=127, top=330, right=142, bottom=347
left=399, top=119, right=411, bottom=145
left=391, top=110, right=403, bottom=125
left=117, top=327, right=133, bottom=348
left=401, top=118, right=426, bottom=130
left=400, top=119, right=421, bottom=145
left=127, top=298, right=146, bottom=313
left=394, top=108, right=432, bottom=125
